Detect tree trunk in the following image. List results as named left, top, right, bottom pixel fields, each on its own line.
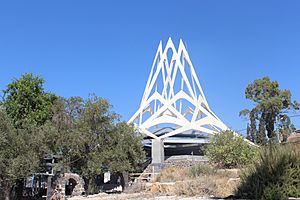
left=257, top=114, right=266, bottom=144
left=250, top=110, right=257, bottom=143
left=14, top=179, right=24, bottom=199
left=46, top=175, right=53, bottom=200
left=265, top=112, right=276, bottom=140
left=3, top=184, right=12, bottom=200
left=85, top=177, right=95, bottom=195
left=122, top=172, right=129, bottom=189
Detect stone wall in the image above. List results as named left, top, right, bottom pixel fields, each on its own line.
left=164, top=155, right=208, bottom=168
left=56, top=173, right=85, bottom=196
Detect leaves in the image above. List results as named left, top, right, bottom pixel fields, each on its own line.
left=50, top=95, right=145, bottom=178
left=236, top=144, right=300, bottom=199
left=205, top=130, right=258, bottom=168
left=241, top=76, right=299, bottom=144
left=0, top=73, right=145, bottom=197
left=2, top=73, right=57, bottom=128
left=0, top=110, right=41, bottom=187
left=239, top=109, right=250, bottom=118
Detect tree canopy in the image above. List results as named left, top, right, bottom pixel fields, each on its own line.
left=48, top=95, right=145, bottom=193
left=2, top=73, right=57, bottom=128
left=240, top=76, right=299, bottom=144
left=0, top=109, right=42, bottom=200
left=0, top=73, right=145, bottom=199
left=205, top=130, right=258, bottom=168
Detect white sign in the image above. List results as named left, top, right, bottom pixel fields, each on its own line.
left=104, top=172, right=110, bottom=183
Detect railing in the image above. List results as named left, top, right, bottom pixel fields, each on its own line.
left=129, top=172, right=160, bottom=182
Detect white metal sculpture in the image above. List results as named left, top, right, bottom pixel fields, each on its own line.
left=129, top=38, right=228, bottom=141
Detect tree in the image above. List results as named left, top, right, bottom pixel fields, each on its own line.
left=277, top=114, right=296, bottom=142
left=2, top=73, right=57, bottom=128
left=0, top=73, right=145, bottom=197
left=0, top=109, right=41, bottom=200
left=249, top=110, right=257, bottom=143
left=50, top=95, right=118, bottom=174
left=257, top=114, right=267, bottom=144
left=0, top=73, right=57, bottom=198
left=205, top=130, right=258, bottom=168
left=246, top=124, right=251, bottom=141
left=240, top=77, right=299, bottom=144
left=98, top=122, right=145, bottom=173
left=51, top=96, right=84, bottom=132
left=50, top=95, right=145, bottom=194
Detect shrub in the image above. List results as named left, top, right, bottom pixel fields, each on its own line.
left=236, top=144, right=300, bottom=199
left=205, top=130, right=258, bottom=168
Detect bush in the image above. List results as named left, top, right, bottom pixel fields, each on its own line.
left=205, top=130, right=258, bottom=168
left=236, top=144, right=300, bottom=199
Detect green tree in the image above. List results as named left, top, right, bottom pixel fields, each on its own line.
left=0, top=110, right=41, bottom=200
left=277, top=114, right=296, bottom=142
left=0, top=73, right=57, bottom=199
left=240, top=77, right=299, bottom=144
left=2, top=73, right=57, bottom=128
left=100, top=122, right=145, bottom=173
left=240, top=109, right=258, bottom=143
left=0, top=73, right=145, bottom=197
left=246, top=124, right=251, bottom=141
left=1, top=73, right=145, bottom=196
left=50, top=95, right=145, bottom=194
left=205, top=130, right=258, bottom=168
left=249, top=110, right=257, bottom=143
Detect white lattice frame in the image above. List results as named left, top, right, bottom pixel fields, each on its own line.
left=129, top=38, right=228, bottom=140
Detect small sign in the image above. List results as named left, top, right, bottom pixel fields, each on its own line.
left=104, top=172, right=111, bottom=183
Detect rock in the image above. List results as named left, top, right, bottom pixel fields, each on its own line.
left=288, top=133, right=300, bottom=144
left=227, top=178, right=240, bottom=184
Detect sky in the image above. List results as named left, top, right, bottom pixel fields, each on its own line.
left=0, top=1, right=300, bottom=133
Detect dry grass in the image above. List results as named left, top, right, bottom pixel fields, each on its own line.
left=149, top=164, right=241, bottom=198
left=154, top=167, right=188, bottom=182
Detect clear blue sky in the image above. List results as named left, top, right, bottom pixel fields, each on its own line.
left=1, top=1, right=300, bottom=133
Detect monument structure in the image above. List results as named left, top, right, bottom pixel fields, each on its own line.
left=129, top=38, right=228, bottom=163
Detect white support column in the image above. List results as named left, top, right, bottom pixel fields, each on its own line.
left=151, top=139, right=164, bottom=164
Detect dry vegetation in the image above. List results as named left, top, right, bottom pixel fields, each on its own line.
left=68, top=164, right=241, bottom=199
left=147, top=164, right=241, bottom=198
